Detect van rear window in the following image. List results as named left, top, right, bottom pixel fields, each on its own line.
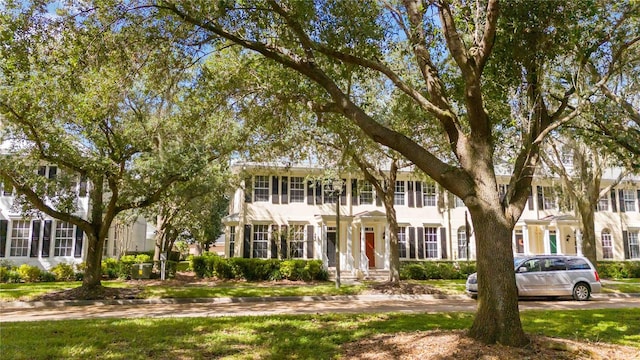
left=567, top=258, right=590, bottom=270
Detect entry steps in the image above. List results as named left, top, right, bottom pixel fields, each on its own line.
left=327, top=268, right=390, bottom=282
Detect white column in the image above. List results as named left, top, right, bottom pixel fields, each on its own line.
left=576, top=229, right=583, bottom=256
left=523, top=224, right=530, bottom=255
left=360, top=225, right=368, bottom=275
left=384, top=223, right=390, bottom=270
left=543, top=226, right=551, bottom=254
left=557, top=229, right=564, bottom=255
left=346, top=224, right=353, bottom=271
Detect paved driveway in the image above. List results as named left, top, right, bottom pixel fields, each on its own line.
left=1, top=294, right=639, bottom=322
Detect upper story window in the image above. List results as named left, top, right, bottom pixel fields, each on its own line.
left=542, top=186, right=557, bottom=209
left=253, top=176, right=269, bottom=202
left=323, top=183, right=338, bottom=204
left=359, top=181, right=374, bottom=205
left=622, top=189, right=636, bottom=212
left=289, top=177, right=305, bottom=203
left=394, top=181, right=405, bottom=206
left=38, top=165, right=57, bottom=179
left=422, top=182, right=436, bottom=206
left=454, top=195, right=465, bottom=208
left=560, top=148, right=573, bottom=167
left=597, top=191, right=609, bottom=211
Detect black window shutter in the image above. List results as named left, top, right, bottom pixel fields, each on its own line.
left=417, top=227, right=424, bottom=259
left=528, top=187, right=534, bottom=210
left=611, top=190, right=617, bottom=212
left=351, top=179, right=359, bottom=206
left=271, top=176, right=280, bottom=204
left=637, top=190, right=640, bottom=212
left=280, top=225, right=288, bottom=259
left=243, top=225, right=251, bottom=258
left=0, top=220, right=7, bottom=257
left=409, top=227, right=416, bottom=259
left=315, top=181, right=322, bottom=205
left=619, top=189, right=625, bottom=212
left=74, top=227, right=84, bottom=258
left=440, top=227, right=448, bottom=259
left=306, top=225, right=314, bottom=259
left=41, top=220, right=52, bottom=257
left=281, top=177, right=288, bottom=204
left=38, top=166, right=46, bottom=176
left=307, top=180, right=314, bottom=205
left=30, top=220, right=41, bottom=257
left=340, top=179, right=347, bottom=205
left=244, top=177, right=252, bottom=203
left=79, top=175, right=88, bottom=197
left=537, top=186, right=544, bottom=210
left=48, top=166, right=57, bottom=179
left=415, top=182, right=423, bottom=208
left=408, top=181, right=415, bottom=208
left=270, top=225, right=278, bottom=258
left=622, top=231, right=630, bottom=259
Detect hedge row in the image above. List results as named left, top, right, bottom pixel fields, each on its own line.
left=399, top=261, right=477, bottom=280
left=190, top=255, right=328, bottom=281
left=597, top=261, right=640, bottom=279
left=0, top=261, right=82, bottom=283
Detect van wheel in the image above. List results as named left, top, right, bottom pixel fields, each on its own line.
left=572, top=283, right=591, bottom=301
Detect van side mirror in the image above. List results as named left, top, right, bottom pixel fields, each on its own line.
left=517, top=267, right=528, bottom=273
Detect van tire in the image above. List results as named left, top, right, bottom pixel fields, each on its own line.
left=572, top=283, right=591, bottom=301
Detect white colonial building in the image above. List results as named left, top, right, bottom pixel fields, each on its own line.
left=223, top=164, right=640, bottom=275
left=0, top=164, right=152, bottom=270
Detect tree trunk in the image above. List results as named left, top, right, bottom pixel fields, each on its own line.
left=577, top=201, right=598, bottom=269
left=467, top=203, right=529, bottom=346
left=81, top=229, right=104, bottom=290
left=383, top=196, right=400, bottom=284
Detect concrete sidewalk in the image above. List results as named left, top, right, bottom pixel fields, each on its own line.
left=2, top=293, right=639, bottom=323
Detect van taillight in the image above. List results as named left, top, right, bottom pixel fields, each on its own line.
left=595, top=271, right=600, bottom=282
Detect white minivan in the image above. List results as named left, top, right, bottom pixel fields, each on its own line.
left=466, top=255, right=602, bottom=301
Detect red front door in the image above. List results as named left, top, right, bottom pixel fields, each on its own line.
left=365, top=232, right=375, bottom=267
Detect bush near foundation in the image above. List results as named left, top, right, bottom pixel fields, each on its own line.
left=399, top=261, right=477, bottom=280
left=189, top=254, right=328, bottom=281
left=597, top=261, right=640, bottom=279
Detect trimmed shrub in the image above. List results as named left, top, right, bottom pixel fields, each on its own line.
left=305, top=260, right=328, bottom=281
left=400, top=263, right=426, bottom=280
left=50, top=263, right=75, bottom=281
left=39, top=271, right=57, bottom=282
left=102, top=258, right=119, bottom=279
left=598, top=261, right=640, bottom=279
left=16, top=264, right=42, bottom=282
left=134, top=254, right=152, bottom=264
left=7, top=270, right=21, bottom=283
left=400, top=261, right=477, bottom=280
left=0, top=266, right=9, bottom=283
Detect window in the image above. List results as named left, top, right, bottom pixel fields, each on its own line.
left=422, top=182, right=436, bottom=206
left=629, top=231, right=640, bottom=259
left=103, top=236, right=109, bottom=256
left=10, top=220, right=30, bottom=256
left=454, top=196, right=465, bottom=208
left=498, top=184, right=508, bottom=201
left=323, top=183, right=338, bottom=204
left=519, top=259, right=541, bottom=272
left=252, top=224, right=269, bottom=258
left=424, top=227, right=438, bottom=259
left=601, top=230, right=613, bottom=259
left=560, top=148, right=573, bottom=167
left=394, top=181, right=405, bottom=206
left=567, top=258, right=590, bottom=270
left=457, top=227, right=468, bottom=259
left=289, top=177, right=305, bottom=203
left=622, top=189, right=636, bottom=212
left=229, top=226, right=236, bottom=257
left=290, top=225, right=305, bottom=258
left=541, top=257, right=566, bottom=271
left=54, top=221, right=74, bottom=256
left=597, top=192, right=609, bottom=211
left=359, top=181, right=374, bottom=205
left=542, top=187, right=557, bottom=209
left=253, top=176, right=270, bottom=202
left=397, top=227, right=407, bottom=259
left=2, top=179, right=13, bottom=196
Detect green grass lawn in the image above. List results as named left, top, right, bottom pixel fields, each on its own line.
left=1, top=309, right=638, bottom=359
left=601, top=279, right=640, bottom=294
